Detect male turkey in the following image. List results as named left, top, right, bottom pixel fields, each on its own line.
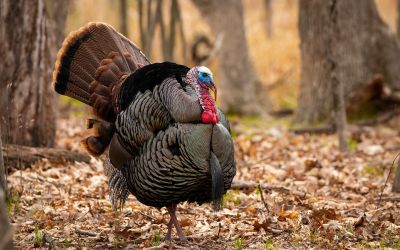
left=52, top=22, right=236, bottom=241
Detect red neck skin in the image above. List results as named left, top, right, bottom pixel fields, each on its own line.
left=199, top=87, right=218, bottom=125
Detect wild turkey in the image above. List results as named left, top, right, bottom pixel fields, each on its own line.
left=52, top=22, right=236, bottom=241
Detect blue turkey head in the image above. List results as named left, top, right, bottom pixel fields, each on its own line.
left=196, top=66, right=216, bottom=100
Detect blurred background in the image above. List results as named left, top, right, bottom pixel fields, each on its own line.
left=65, top=0, right=399, bottom=113
left=1, top=0, right=400, bottom=148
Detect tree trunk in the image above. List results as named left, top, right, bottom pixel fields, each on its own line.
left=328, top=1, right=348, bottom=152
left=264, top=0, right=273, bottom=38
left=119, top=0, right=128, bottom=36
left=192, top=0, right=269, bottom=115
left=296, top=0, right=400, bottom=124
left=0, top=124, right=6, bottom=197
left=0, top=190, right=13, bottom=250
left=393, top=158, right=400, bottom=192
left=0, top=0, right=68, bottom=147
left=0, top=125, right=12, bottom=249
left=397, top=0, right=400, bottom=39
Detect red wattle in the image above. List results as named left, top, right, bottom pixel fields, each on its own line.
left=199, top=87, right=219, bottom=125
left=201, top=112, right=218, bottom=125
left=212, top=114, right=218, bottom=124
left=202, top=112, right=213, bottom=124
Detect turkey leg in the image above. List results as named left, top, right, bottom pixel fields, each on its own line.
left=164, top=203, right=187, bottom=242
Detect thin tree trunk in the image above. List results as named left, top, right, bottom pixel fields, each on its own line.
left=334, top=79, right=348, bottom=152
left=192, top=0, right=269, bottom=115
left=0, top=124, right=12, bottom=249
left=0, top=124, right=6, bottom=197
left=264, top=0, right=273, bottom=38
left=119, top=0, right=128, bottom=36
left=0, top=190, right=13, bottom=249
left=166, top=0, right=178, bottom=61
left=393, top=159, right=400, bottom=192
left=0, top=0, right=67, bottom=147
left=296, top=0, right=400, bottom=125
left=397, top=0, right=400, bottom=39
left=328, top=0, right=347, bottom=152
left=46, top=0, right=69, bottom=47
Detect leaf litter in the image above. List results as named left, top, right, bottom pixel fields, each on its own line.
left=7, top=117, right=400, bottom=249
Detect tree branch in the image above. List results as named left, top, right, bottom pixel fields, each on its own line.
left=2, top=144, right=91, bottom=170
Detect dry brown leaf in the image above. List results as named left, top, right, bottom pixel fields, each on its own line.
left=253, top=220, right=270, bottom=232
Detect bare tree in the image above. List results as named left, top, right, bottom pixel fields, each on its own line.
left=397, top=0, right=400, bottom=39
left=393, top=159, right=400, bottom=192
left=0, top=124, right=12, bottom=249
left=138, top=0, right=187, bottom=62
left=0, top=0, right=69, bottom=147
left=119, top=0, right=129, bottom=36
left=296, top=0, right=400, bottom=125
left=0, top=124, right=6, bottom=197
left=328, top=1, right=348, bottom=152
left=0, top=190, right=12, bottom=249
left=264, top=0, right=273, bottom=38
left=192, top=0, right=269, bottom=115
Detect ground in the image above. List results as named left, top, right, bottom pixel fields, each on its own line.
left=7, top=115, right=400, bottom=249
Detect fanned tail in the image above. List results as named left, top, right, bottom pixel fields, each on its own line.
left=52, top=22, right=150, bottom=156
left=52, top=22, right=150, bottom=122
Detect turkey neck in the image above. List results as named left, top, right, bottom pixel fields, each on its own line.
left=197, top=86, right=218, bottom=125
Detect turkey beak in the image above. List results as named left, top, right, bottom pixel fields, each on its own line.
left=209, top=81, right=217, bottom=101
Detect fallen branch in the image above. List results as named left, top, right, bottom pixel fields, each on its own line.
left=374, top=196, right=400, bottom=202
left=269, top=109, right=294, bottom=118
left=75, top=228, right=99, bottom=237
left=2, top=144, right=91, bottom=170
left=356, top=109, right=400, bottom=126
left=128, top=222, right=152, bottom=234
left=232, top=180, right=311, bottom=199
left=290, top=126, right=335, bottom=135
left=232, top=180, right=290, bottom=193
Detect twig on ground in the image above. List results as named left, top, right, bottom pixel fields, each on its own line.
left=128, top=222, right=152, bottom=234
left=377, top=152, right=400, bottom=207
left=257, top=183, right=270, bottom=213
left=137, top=211, right=156, bottom=221
left=232, top=181, right=310, bottom=200
left=374, top=196, right=400, bottom=202
left=232, top=180, right=290, bottom=193
left=75, top=228, right=99, bottom=237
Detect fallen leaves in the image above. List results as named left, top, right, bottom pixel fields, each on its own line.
left=6, top=117, right=400, bottom=249
left=310, top=208, right=341, bottom=227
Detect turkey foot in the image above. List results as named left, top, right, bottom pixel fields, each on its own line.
left=164, top=204, right=188, bottom=242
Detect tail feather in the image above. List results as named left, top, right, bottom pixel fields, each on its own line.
left=52, top=22, right=150, bottom=122
left=210, top=152, right=224, bottom=211
left=80, top=119, right=115, bottom=156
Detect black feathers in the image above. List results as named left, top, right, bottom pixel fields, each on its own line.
left=118, top=62, right=190, bottom=111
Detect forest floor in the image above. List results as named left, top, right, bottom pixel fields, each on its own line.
left=7, top=115, right=400, bottom=249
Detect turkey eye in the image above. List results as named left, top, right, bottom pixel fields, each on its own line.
left=201, top=73, right=208, bottom=77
